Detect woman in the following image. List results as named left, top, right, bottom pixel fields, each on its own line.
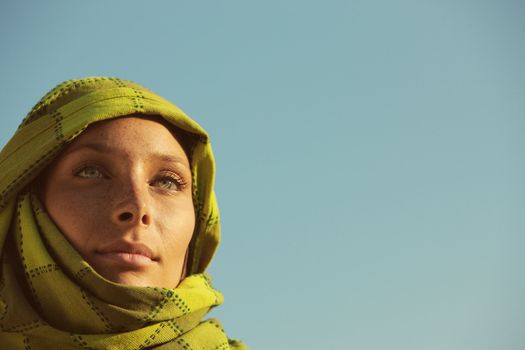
left=0, top=77, right=247, bottom=349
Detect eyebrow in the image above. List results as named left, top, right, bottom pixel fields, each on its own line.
left=65, top=143, right=190, bottom=168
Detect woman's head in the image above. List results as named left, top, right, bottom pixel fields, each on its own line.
left=41, top=116, right=195, bottom=287
left=0, top=77, right=222, bottom=286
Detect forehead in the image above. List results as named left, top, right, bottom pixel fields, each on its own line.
left=61, top=116, right=190, bottom=166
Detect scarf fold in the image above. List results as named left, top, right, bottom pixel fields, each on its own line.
left=0, top=77, right=247, bottom=349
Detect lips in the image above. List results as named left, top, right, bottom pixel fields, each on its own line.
left=96, top=241, right=158, bottom=268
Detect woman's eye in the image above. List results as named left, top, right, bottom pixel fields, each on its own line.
left=152, top=175, right=185, bottom=191
left=75, top=166, right=105, bottom=179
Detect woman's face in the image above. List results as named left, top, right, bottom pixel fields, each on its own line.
left=42, top=116, right=195, bottom=288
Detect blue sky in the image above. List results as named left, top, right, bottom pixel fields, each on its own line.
left=1, top=1, right=524, bottom=349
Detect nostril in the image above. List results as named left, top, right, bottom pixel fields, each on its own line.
left=118, top=212, right=133, bottom=221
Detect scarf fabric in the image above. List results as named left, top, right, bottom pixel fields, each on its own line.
left=0, top=77, right=247, bottom=349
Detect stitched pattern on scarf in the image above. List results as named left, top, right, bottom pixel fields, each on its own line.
left=70, top=334, right=96, bottom=350
left=50, top=111, right=64, bottom=141
left=0, top=142, right=62, bottom=210
left=80, top=290, right=113, bottom=332
left=73, top=267, right=92, bottom=281
left=16, top=201, right=43, bottom=315
left=4, top=320, right=44, bottom=333
left=26, top=264, right=60, bottom=279
left=176, top=337, right=193, bottom=350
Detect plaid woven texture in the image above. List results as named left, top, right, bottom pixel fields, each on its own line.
left=0, top=77, right=247, bottom=349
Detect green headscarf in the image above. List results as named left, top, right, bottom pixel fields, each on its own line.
left=0, top=77, right=247, bottom=349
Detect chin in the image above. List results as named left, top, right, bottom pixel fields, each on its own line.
left=98, top=269, right=154, bottom=287
left=103, top=270, right=178, bottom=288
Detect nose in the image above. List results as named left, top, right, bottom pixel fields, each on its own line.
left=111, top=180, right=151, bottom=227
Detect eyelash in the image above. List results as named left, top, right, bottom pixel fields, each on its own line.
left=74, top=164, right=107, bottom=179
left=151, top=173, right=187, bottom=192
left=74, top=165, right=187, bottom=192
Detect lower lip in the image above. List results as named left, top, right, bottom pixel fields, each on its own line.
left=97, top=252, right=156, bottom=268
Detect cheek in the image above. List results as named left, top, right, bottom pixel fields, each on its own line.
left=44, top=185, right=108, bottom=247
left=158, top=198, right=196, bottom=248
